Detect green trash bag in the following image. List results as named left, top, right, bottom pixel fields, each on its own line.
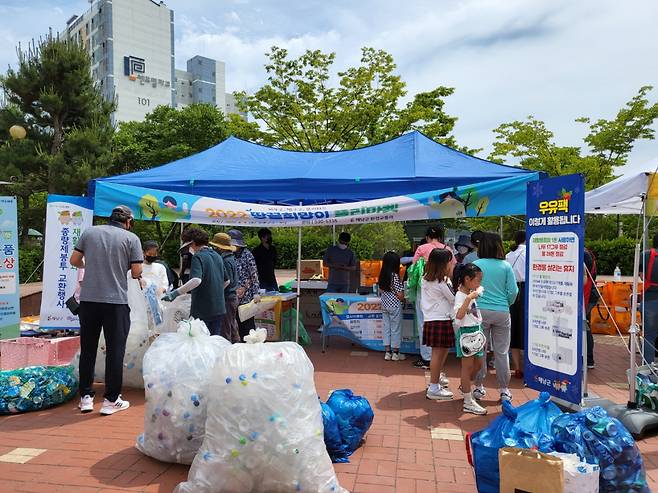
left=280, top=308, right=312, bottom=346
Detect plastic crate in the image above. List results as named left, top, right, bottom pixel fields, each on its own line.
left=0, top=337, right=80, bottom=370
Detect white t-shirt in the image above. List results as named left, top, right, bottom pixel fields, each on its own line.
left=420, top=278, right=455, bottom=321
left=453, top=290, right=483, bottom=329
left=505, top=244, right=526, bottom=283
left=142, top=262, right=169, bottom=294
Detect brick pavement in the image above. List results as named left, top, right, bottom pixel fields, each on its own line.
left=0, top=334, right=657, bottom=492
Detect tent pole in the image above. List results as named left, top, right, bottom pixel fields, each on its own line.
left=642, top=199, right=647, bottom=364
left=332, top=224, right=336, bottom=245
left=499, top=217, right=504, bottom=239
left=295, top=203, right=302, bottom=344
left=629, top=243, right=641, bottom=408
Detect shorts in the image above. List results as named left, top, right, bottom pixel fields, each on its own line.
left=456, top=325, right=485, bottom=358
left=422, top=319, right=455, bottom=348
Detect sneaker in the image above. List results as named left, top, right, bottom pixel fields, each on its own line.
left=440, top=372, right=449, bottom=386
left=384, top=352, right=392, bottom=361
left=413, top=359, right=430, bottom=369
left=392, top=353, right=406, bottom=361
left=426, top=387, right=454, bottom=400
left=472, top=386, right=486, bottom=400
left=100, top=395, right=130, bottom=415
left=587, top=363, right=595, bottom=370
left=79, top=395, right=94, bottom=413
left=464, top=399, right=488, bottom=415
left=500, top=389, right=513, bottom=402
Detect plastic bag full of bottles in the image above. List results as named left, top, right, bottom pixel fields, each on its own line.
left=0, top=365, right=78, bottom=414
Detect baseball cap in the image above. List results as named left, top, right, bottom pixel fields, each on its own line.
left=111, top=205, right=134, bottom=222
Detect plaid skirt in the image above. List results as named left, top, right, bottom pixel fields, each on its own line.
left=423, top=319, right=455, bottom=348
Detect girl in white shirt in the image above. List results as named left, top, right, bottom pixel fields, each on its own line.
left=421, top=248, right=455, bottom=400
left=453, top=263, right=487, bottom=415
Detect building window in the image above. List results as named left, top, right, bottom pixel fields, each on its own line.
left=212, top=71, right=215, bottom=76
left=198, top=88, right=202, bottom=93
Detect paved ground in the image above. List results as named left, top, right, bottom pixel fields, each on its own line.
left=1, top=333, right=658, bottom=493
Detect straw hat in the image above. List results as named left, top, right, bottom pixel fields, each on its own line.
left=210, top=232, right=236, bottom=252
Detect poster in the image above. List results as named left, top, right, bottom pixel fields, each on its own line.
left=525, top=174, right=585, bottom=405
left=0, top=197, right=19, bottom=340
left=319, top=294, right=418, bottom=354
left=39, top=195, right=94, bottom=330
left=93, top=173, right=539, bottom=227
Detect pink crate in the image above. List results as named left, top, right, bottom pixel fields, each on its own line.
left=0, top=337, right=80, bottom=371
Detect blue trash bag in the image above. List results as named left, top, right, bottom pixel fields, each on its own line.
left=552, top=406, right=651, bottom=493
left=513, top=391, right=562, bottom=452
left=326, top=389, right=374, bottom=455
left=321, top=401, right=350, bottom=463
left=470, top=400, right=518, bottom=493
left=0, top=365, right=78, bottom=414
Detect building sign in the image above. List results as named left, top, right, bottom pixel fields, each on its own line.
left=525, top=174, right=585, bottom=405
left=123, top=55, right=170, bottom=88
left=0, top=197, right=19, bottom=340
left=39, top=195, right=94, bottom=331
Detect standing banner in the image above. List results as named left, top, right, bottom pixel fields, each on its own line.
left=0, top=197, right=20, bottom=340
left=525, top=174, right=585, bottom=405
left=39, top=195, right=94, bottom=330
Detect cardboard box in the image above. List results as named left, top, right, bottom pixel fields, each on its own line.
left=300, top=260, right=324, bottom=280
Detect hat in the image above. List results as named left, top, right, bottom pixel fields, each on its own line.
left=455, top=234, right=474, bottom=249
left=111, top=205, right=134, bottom=221
left=227, top=229, right=246, bottom=248
left=210, top=232, right=236, bottom=252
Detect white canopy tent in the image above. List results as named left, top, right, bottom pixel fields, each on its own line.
left=585, top=172, right=654, bottom=215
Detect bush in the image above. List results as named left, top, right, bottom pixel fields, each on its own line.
left=19, top=247, right=44, bottom=283
left=586, top=237, right=636, bottom=275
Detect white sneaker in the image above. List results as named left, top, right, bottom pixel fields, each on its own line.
left=426, top=387, right=453, bottom=400
left=463, top=397, right=488, bottom=415
left=392, top=353, right=406, bottom=361
left=500, top=389, right=513, bottom=402
left=79, top=395, right=94, bottom=413
left=384, top=352, right=392, bottom=361
left=440, top=372, right=449, bottom=386
left=100, top=395, right=130, bottom=415
left=472, top=386, right=486, bottom=400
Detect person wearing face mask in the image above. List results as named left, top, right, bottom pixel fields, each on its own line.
left=178, top=228, right=194, bottom=285
left=323, top=232, right=357, bottom=293
left=141, top=240, right=169, bottom=295
left=454, top=235, right=475, bottom=264
left=252, top=228, right=278, bottom=292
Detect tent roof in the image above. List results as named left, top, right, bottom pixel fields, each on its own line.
left=585, top=172, right=651, bottom=215
left=93, top=131, right=535, bottom=204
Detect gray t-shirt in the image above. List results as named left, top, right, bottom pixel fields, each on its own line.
left=323, top=245, right=356, bottom=286
left=75, top=224, right=143, bottom=304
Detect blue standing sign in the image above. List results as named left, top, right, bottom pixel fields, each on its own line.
left=525, top=174, right=585, bottom=405
left=0, top=197, right=20, bottom=340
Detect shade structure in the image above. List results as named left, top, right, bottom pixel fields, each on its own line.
left=91, top=131, right=536, bottom=205
left=585, top=172, right=658, bottom=215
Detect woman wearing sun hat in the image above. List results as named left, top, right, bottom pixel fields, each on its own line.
left=210, top=232, right=240, bottom=343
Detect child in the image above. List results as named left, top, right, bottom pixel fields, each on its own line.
left=378, top=251, right=406, bottom=361
left=421, top=248, right=456, bottom=400
left=453, top=263, right=488, bottom=415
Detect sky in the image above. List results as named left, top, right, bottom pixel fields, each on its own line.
left=1, top=0, right=657, bottom=175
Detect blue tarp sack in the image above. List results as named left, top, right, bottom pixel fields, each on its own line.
left=552, top=406, right=651, bottom=493
left=514, top=391, right=562, bottom=452
left=326, top=389, right=374, bottom=455
left=321, top=401, right=349, bottom=463
left=0, top=365, right=78, bottom=414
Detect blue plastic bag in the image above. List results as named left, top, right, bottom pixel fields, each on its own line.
left=552, top=406, right=651, bottom=493
left=0, top=365, right=78, bottom=414
left=514, top=391, right=562, bottom=452
left=326, top=389, right=374, bottom=455
left=321, top=401, right=349, bottom=463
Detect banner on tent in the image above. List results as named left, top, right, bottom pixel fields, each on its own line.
left=40, top=195, right=94, bottom=331
left=0, top=197, right=19, bottom=340
left=93, top=173, right=539, bottom=227
left=525, top=174, right=585, bottom=405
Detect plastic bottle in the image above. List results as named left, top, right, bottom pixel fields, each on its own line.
left=614, top=265, right=622, bottom=281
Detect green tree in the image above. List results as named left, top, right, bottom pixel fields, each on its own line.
left=489, top=86, right=658, bottom=190
left=112, top=103, right=229, bottom=175
left=232, top=46, right=471, bottom=152
left=0, top=35, right=114, bottom=243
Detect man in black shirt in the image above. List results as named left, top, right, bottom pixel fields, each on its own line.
left=252, top=228, right=278, bottom=292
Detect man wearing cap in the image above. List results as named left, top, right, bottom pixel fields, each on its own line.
left=454, top=234, right=475, bottom=264
left=228, top=229, right=261, bottom=339
left=211, top=232, right=240, bottom=343
left=70, top=205, right=143, bottom=415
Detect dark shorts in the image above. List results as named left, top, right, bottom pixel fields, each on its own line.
left=423, top=319, right=455, bottom=348
left=510, top=282, right=525, bottom=350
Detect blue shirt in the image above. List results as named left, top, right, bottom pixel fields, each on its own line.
left=473, top=258, right=519, bottom=312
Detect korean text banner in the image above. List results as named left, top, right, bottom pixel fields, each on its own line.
left=0, top=197, right=19, bottom=340
left=93, top=173, right=539, bottom=227
left=525, top=174, right=585, bottom=406
left=40, top=195, right=94, bottom=331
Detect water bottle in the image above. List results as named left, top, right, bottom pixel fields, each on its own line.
left=372, top=283, right=378, bottom=295
left=614, top=265, right=622, bottom=281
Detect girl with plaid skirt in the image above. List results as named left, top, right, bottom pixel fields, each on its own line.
left=421, top=248, right=456, bottom=400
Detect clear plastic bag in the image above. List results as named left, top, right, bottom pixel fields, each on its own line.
left=0, top=365, right=78, bottom=414
left=548, top=452, right=600, bottom=493
left=160, top=294, right=192, bottom=334
left=137, top=319, right=231, bottom=464
left=175, top=330, right=347, bottom=493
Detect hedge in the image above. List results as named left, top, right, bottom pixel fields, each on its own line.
left=586, top=237, right=636, bottom=276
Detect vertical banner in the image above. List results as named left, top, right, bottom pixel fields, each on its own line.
left=0, top=197, right=20, bottom=340
left=39, top=195, right=94, bottom=330
left=525, top=174, right=584, bottom=405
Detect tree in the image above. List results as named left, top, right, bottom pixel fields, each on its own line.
left=232, top=46, right=471, bottom=152
left=0, top=35, right=114, bottom=243
left=112, top=103, right=229, bottom=175
left=489, top=86, right=658, bottom=190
